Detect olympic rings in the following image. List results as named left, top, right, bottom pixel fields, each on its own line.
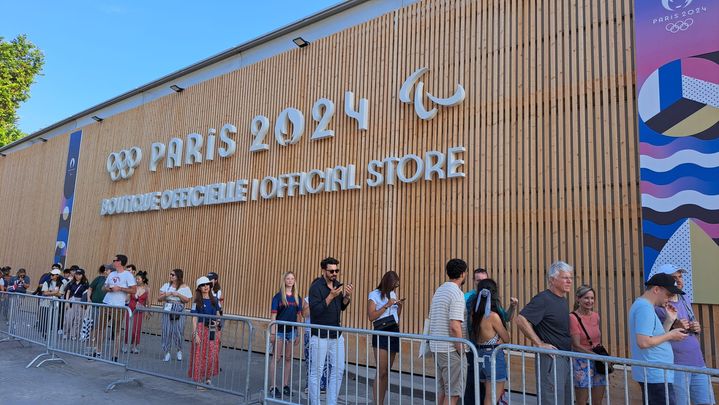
left=665, top=18, right=693, bottom=33
left=106, top=147, right=142, bottom=181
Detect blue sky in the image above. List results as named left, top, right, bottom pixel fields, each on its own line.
left=3, top=1, right=339, bottom=134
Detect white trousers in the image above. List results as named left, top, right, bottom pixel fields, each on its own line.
left=309, top=335, right=345, bottom=405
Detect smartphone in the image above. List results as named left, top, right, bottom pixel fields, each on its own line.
left=335, top=282, right=344, bottom=288
left=399, top=298, right=406, bottom=302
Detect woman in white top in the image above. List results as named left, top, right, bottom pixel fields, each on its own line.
left=366, top=271, right=403, bottom=405
left=39, top=269, right=64, bottom=338
left=158, top=268, right=192, bottom=362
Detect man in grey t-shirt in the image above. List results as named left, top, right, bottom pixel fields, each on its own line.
left=516, top=261, right=573, bottom=405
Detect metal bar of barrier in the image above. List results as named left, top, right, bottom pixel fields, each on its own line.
left=490, top=343, right=719, bottom=404
left=262, top=320, right=482, bottom=405
left=116, top=306, right=255, bottom=400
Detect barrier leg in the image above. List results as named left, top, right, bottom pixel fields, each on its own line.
left=105, top=368, right=142, bottom=392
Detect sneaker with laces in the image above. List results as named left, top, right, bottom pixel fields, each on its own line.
left=176, top=351, right=183, bottom=361
left=283, top=386, right=291, bottom=396
left=163, top=352, right=171, bottom=362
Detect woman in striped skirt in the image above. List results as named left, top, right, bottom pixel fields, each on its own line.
left=158, top=269, right=192, bottom=362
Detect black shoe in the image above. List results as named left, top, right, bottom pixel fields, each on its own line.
left=270, top=387, right=281, bottom=398
left=112, top=356, right=118, bottom=362
left=283, top=386, right=291, bottom=397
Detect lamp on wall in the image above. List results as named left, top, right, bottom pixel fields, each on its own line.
left=39, top=138, right=47, bottom=143
left=0, top=153, right=6, bottom=157
left=91, top=116, right=103, bottom=122
left=170, top=84, right=184, bottom=93
left=292, top=37, right=310, bottom=48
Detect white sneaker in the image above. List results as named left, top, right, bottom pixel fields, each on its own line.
left=131, top=347, right=140, bottom=354
left=121, top=346, right=128, bottom=353
left=176, top=351, right=182, bottom=361
left=163, top=352, right=171, bottom=362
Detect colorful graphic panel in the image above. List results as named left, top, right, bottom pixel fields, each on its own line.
left=53, top=130, right=82, bottom=267
left=635, top=0, right=719, bottom=304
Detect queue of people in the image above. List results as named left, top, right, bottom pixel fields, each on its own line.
left=2, top=256, right=715, bottom=404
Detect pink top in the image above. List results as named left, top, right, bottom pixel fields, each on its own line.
left=569, top=311, right=601, bottom=350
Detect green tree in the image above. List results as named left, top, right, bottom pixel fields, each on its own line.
left=0, top=35, right=44, bottom=147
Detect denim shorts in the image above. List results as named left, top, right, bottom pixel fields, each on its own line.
left=674, top=371, right=715, bottom=405
left=478, top=347, right=507, bottom=382
left=276, top=329, right=297, bottom=341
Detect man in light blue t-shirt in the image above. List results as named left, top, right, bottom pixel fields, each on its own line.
left=628, top=273, right=688, bottom=405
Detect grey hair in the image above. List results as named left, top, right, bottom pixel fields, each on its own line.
left=547, top=261, right=573, bottom=281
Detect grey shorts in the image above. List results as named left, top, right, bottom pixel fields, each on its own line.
left=434, top=351, right=468, bottom=397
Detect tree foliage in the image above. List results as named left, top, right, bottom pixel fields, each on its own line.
left=0, top=35, right=44, bottom=147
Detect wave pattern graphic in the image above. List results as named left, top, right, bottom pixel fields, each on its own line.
left=640, top=137, right=719, bottom=157
left=642, top=191, right=719, bottom=212
left=640, top=178, right=719, bottom=198
left=640, top=150, right=719, bottom=172
left=640, top=165, right=719, bottom=185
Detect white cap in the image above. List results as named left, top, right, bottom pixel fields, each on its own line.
left=196, top=276, right=211, bottom=288
left=50, top=269, right=62, bottom=275
left=656, top=263, right=686, bottom=276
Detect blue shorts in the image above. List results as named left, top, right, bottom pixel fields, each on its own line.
left=478, top=347, right=507, bottom=382
left=276, top=329, right=297, bottom=341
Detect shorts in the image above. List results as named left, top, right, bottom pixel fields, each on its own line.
left=434, top=351, right=468, bottom=397
left=276, top=329, right=297, bottom=341
left=573, top=358, right=608, bottom=388
left=371, top=324, right=400, bottom=353
left=478, top=346, right=507, bottom=382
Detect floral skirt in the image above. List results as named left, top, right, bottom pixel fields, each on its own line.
left=188, top=323, right=221, bottom=382
left=573, top=358, right=608, bottom=388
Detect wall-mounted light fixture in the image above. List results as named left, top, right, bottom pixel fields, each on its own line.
left=170, top=84, right=184, bottom=93
left=0, top=153, right=6, bottom=157
left=39, top=138, right=47, bottom=143
left=91, top=116, right=103, bottom=122
left=292, top=37, right=310, bottom=48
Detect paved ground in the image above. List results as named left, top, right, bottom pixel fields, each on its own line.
left=0, top=339, right=252, bottom=405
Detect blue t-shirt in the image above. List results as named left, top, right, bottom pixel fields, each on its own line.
left=271, top=292, right=302, bottom=329
left=628, top=297, right=674, bottom=383
left=191, top=298, right=218, bottom=324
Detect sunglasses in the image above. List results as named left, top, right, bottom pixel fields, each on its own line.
left=169, top=273, right=176, bottom=277
left=112, top=259, right=120, bottom=262
left=326, top=269, right=341, bottom=274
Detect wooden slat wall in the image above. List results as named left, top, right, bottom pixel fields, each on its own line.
left=1, top=0, right=717, bottom=368
left=0, top=137, right=68, bottom=277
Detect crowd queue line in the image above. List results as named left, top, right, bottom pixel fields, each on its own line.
left=0, top=255, right=715, bottom=405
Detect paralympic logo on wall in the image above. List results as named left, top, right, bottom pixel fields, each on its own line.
left=100, top=67, right=468, bottom=216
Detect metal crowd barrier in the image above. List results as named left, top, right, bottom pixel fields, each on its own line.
left=0, top=291, right=12, bottom=341
left=4, top=292, right=67, bottom=367
left=109, top=305, right=255, bottom=400
left=490, top=343, right=719, bottom=405
left=263, top=320, right=482, bottom=405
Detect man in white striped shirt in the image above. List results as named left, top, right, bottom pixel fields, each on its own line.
left=429, top=258, right=469, bottom=405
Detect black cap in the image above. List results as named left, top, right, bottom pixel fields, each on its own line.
left=645, top=273, right=684, bottom=295
left=75, top=268, right=85, bottom=275
left=207, top=272, right=218, bottom=281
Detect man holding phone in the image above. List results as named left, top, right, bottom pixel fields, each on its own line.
left=308, top=257, right=353, bottom=405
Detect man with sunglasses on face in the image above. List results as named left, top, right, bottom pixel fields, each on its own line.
left=308, top=257, right=353, bottom=405
left=628, top=272, right=688, bottom=404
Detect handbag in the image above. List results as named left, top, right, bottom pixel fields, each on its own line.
left=571, top=312, right=614, bottom=375
left=373, top=315, right=398, bottom=331
left=80, top=308, right=94, bottom=342
left=418, top=318, right=431, bottom=358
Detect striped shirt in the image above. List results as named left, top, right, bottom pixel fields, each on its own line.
left=428, top=281, right=467, bottom=352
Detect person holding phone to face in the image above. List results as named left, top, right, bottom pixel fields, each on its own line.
left=308, top=257, right=353, bottom=405
left=367, top=271, right=403, bottom=405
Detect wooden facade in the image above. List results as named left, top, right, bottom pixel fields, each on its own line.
left=0, top=0, right=716, bottom=369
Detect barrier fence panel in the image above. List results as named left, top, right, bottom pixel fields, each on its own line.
left=263, top=320, right=482, bottom=405
left=0, top=291, right=12, bottom=341
left=48, top=297, right=133, bottom=366
left=490, top=343, right=719, bottom=405
left=3, top=292, right=66, bottom=367
left=119, top=306, right=254, bottom=400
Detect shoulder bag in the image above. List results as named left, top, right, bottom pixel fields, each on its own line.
left=571, top=312, right=613, bottom=374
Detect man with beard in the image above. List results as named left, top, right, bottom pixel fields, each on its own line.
left=307, top=257, right=353, bottom=405
left=428, top=258, right=469, bottom=405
